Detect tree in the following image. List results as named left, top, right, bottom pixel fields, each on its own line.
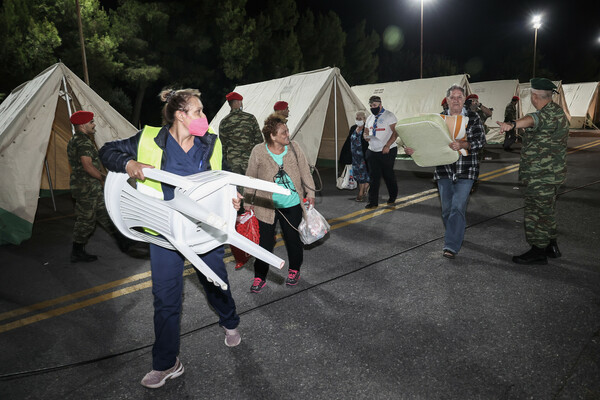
left=342, top=20, right=380, bottom=85
left=0, top=0, right=61, bottom=92
left=298, top=10, right=346, bottom=72
left=214, top=0, right=257, bottom=81
left=247, top=0, right=302, bottom=81
left=110, top=1, right=169, bottom=127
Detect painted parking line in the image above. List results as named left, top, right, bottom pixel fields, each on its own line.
left=2, top=139, right=599, bottom=333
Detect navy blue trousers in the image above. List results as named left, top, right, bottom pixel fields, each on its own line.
left=149, top=244, right=239, bottom=370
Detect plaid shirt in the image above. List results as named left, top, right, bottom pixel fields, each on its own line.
left=434, top=108, right=486, bottom=181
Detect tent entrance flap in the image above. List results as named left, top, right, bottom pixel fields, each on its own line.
left=316, top=81, right=350, bottom=163
left=40, top=96, right=75, bottom=191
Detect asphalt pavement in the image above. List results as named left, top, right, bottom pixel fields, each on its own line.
left=1, top=136, right=599, bottom=400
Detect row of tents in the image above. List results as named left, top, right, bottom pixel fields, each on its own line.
left=1, top=63, right=599, bottom=245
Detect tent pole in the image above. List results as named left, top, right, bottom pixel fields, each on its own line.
left=62, top=76, right=76, bottom=136
left=44, top=157, right=57, bottom=212
left=334, top=73, right=339, bottom=181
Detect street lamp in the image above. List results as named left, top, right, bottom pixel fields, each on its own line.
left=532, top=15, right=542, bottom=78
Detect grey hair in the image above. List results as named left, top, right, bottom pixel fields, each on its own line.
left=531, top=88, right=552, bottom=100
left=355, top=110, right=367, bottom=119
left=446, top=85, right=465, bottom=98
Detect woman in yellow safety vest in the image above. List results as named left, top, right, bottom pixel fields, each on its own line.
left=99, top=88, right=241, bottom=389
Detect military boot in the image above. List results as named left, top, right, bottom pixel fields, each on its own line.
left=71, top=242, right=98, bottom=263
left=545, top=239, right=561, bottom=258
left=512, top=246, right=548, bottom=265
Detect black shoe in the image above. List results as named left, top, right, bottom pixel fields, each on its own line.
left=512, top=246, right=547, bottom=265
left=71, top=242, right=98, bottom=263
left=386, top=197, right=396, bottom=204
left=365, top=203, right=378, bottom=209
left=545, top=240, right=561, bottom=258
left=115, top=233, right=137, bottom=253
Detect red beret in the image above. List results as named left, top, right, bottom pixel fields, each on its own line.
left=226, top=92, right=243, bottom=101
left=273, top=101, right=288, bottom=111
left=466, top=94, right=479, bottom=100
left=512, top=96, right=520, bottom=101
left=441, top=97, right=448, bottom=106
left=70, top=110, right=94, bottom=125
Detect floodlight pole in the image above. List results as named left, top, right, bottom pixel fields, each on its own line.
left=420, top=0, right=424, bottom=79
left=75, top=0, right=90, bottom=85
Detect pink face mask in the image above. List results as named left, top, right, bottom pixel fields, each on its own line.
left=189, top=117, right=209, bottom=137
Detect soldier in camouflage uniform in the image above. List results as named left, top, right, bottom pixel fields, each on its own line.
left=503, top=96, right=519, bottom=151
left=498, top=78, right=569, bottom=265
left=218, top=92, right=263, bottom=176
left=67, top=111, right=130, bottom=262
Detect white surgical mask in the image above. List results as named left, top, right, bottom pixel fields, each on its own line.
left=355, top=120, right=364, bottom=127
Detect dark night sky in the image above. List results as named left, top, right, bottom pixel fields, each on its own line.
left=97, top=0, right=600, bottom=83
left=303, top=0, right=600, bottom=82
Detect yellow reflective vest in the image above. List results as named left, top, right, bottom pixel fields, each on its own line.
left=136, top=125, right=222, bottom=199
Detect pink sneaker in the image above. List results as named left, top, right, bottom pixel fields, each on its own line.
left=286, top=269, right=300, bottom=286
left=250, top=277, right=266, bottom=293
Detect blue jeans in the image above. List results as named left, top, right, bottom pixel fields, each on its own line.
left=149, top=244, right=239, bottom=370
left=437, top=178, right=474, bottom=254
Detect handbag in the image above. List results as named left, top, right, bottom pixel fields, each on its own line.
left=336, top=164, right=357, bottom=190
left=230, top=210, right=260, bottom=269
left=298, top=204, right=330, bottom=245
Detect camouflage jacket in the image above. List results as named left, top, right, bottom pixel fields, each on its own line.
left=67, top=131, right=104, bottom=197
left=504, top=102, right=517, bottom=122
left=520, top=101, right=569, bottom=184
left=219, top=109, right=263, bottom=175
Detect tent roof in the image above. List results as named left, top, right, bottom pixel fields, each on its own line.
left=209, top=67, right=366, bottom=166
left=562, top=82, right=599, bottom=118
left=519, top=81, right=571, bottom=121
left=470, top=80, right=521, bottom=143
left=351, top=74, right=472, bottom=121
left=0, top=63, right=136, bottom=244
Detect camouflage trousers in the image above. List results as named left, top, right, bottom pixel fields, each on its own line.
left=524, top=182, right=560, bottom=248
left=73, top=191, right=116, bottom=244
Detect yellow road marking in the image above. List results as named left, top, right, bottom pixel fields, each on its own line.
left=2, top=138, right=599, bottom=333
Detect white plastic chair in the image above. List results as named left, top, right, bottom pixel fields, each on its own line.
left=104, top=168, right=291, bottom=290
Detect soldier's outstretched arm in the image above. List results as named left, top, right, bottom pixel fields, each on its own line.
left=497, top=115, right=534, bottom=133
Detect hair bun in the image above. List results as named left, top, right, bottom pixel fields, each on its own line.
left=164, top=90, right=177, bottom=103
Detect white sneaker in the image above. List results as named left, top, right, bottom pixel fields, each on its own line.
left=224, top=327, right=241, bottom=347
left=140, top=358, right=184, bottom=389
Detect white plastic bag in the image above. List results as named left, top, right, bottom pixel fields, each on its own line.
left=336, top=164, right=357, bottom=190
left=298, top=205, right=330, bottom=245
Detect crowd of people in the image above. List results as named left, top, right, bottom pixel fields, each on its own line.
left=65, top=76, right=568, bottom=389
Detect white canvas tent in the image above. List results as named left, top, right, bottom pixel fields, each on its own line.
left=0, top=63, right=137, bottom=245
left=351, top=74, right=472, bottom=121
left=519, top=81, right=571, bottom=122
left=210, top=67, right=366, bottom=175
left=562, top=82, right=600, bottom=129
left=470, top=80, right=521, bottom=143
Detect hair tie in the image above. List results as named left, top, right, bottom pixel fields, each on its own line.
left=165, top=90, right=177, bottom=103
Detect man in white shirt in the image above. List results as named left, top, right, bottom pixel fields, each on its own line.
left=363, top=95, right=399, bottom=209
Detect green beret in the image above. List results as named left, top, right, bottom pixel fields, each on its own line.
left=530, top=78, right=557, bottom=91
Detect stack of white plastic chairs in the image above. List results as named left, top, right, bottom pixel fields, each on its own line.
left=104, top=169, right=290, bottom=290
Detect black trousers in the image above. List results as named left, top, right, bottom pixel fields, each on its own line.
left=366, top=147, right=398, bottom=205
left=503, top=128, right=516, bottom=150
left=254, top=204, right=304, bottom=280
